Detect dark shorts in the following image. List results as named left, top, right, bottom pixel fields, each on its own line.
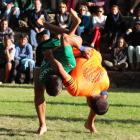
left=0, top=61, right=12, bottom=68
left=35, top=38, right=53, bottom=67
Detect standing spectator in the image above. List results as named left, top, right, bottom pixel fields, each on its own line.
left=76, top=5, right=90, bottom=37
left=104, top=0, right=110, bottom=15
left=11, top=34, right=34, bottom=84
left=1, top=0, right=15, bottom=22
left=90, top=6, right=107, bottom=52
left=0, top=19, right=14, bottom=43
left=86, top=0, right=105, bottom=15
left=28, top=0, right=50, bottom=51
left=104, top=5, right=126, bottom=50
left=0, top=35, right=15, bottom=82
left=12, top=0, right=35, bottom=29
left=125, top=19, right=140, bottom=70
left=104, top=37, right=128, bottom=71
left=55, top=2, right=72, bottom=29
left=67, top=0, right=82, bottom=12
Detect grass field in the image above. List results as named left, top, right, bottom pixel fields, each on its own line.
left=0, top=84, right=140, bottom=140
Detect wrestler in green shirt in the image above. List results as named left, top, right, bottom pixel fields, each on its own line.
left=39, top=38, right=76, bottom=86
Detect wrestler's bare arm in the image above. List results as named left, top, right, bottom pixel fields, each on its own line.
left=43, top=50, right=69, bottom=80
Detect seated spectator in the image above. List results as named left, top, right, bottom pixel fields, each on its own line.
left=90, top=6, right=107, bottom=52
left=1, top=0, right=15, bottom=22
left=104, top=37, right=128, bottom=71
left=0, top=35, right=15, bottom=82
left=75, top=5, right=90, bottom=37
left=86, top=0, right=105, bottom=15
left=28, top=0, right=50, bottom=51
left=0, top=19, right=14, bottom=43
left=11, top=34, right=34, bottom=84
left=104, top=5, right=126, bottom=50
left=55, top=2, right=72, bottom=29
left=12, top=0, right=35, bottom=29
left=125, top=19, right=140, bottom=70
left=66, top=0, right=82, bottom=12
left=130, top=8, right=140, bottom=28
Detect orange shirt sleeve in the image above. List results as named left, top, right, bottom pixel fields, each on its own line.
left=63, top=76, right=78, bottom=96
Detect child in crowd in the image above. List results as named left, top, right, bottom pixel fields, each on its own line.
left=104, top=37, right=128, bottom=71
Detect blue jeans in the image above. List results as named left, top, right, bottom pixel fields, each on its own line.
left=76, top=25, right=86, bottom=37
left=13, top=8, right=31, bottom=28
left=30, top=29, right=50, bottom=47
left=3, top=7, right=14, bottom=22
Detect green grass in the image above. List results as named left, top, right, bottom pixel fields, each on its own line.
left=0, top=84, right=140, bottom=140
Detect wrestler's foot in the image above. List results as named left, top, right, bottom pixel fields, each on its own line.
left=36, top=125, right=47, bottom=136
left=84, top=121, right=100, bottom=134
left=70, top=8, right=81, bottom=25
left=36, top=14, right=45, bottom=26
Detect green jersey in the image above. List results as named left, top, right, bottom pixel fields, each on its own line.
left=39, top=38, right=76, bottom=86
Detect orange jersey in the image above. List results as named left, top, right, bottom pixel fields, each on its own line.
left=63, top=48, right=110, bottom=97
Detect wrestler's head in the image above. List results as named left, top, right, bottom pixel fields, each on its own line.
left=45, top=75, right=63, bottom=96
left=88, top=93, right=109, bottom=115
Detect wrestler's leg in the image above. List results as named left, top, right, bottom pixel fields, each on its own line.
left=84, top=108, right=100, bottom=134
left=36, top=8, right=81, bottom=36
left=34, top=68, right=47, bottom=135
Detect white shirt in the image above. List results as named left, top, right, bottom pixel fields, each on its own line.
left=92, top=15, right=107, bottom=30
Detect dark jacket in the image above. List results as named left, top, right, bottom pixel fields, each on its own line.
left=28, top=8, right=50, bottom=30
left=104, top=13, right=126, bottom=34
left=125, top=31, right=140, bottom=46
left=55, top=12, right=71, bottom=29
left=111, top=47, right=128, bottom=64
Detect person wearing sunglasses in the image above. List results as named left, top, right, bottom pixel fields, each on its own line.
left=55, top=3, right=72, bottom=29
left=125, top=19, right=140, bottom=70
left=104, top=5, right=126, bottom=51
left=90, top=6, right=107, bottom=52
left=75, top=5, right=90, bottom=37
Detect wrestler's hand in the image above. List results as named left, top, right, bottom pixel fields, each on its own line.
left=43, top=49, right=54, bottom=59
left=83, top=48, right=92, bottom=59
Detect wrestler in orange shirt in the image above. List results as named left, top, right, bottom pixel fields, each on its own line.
left=43, top=47, right=109, bottom=134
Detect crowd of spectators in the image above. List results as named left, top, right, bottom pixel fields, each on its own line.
left=0, top=0, right=140, bottom=84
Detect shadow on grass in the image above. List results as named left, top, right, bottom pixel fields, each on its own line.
left=0, top=100, right=87, bottom=106
left=0, top=85, right=33, bottom=89
left=0, top=128, right=35, bottom=136
left=0, top=114, right=140, bottom=124
left=109, top=103, right=140, bottom=108
left=108, top=88, right=140, bottom=93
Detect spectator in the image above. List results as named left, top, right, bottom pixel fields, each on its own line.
left=86, top=0, right=105, bottom=15
left=66, top=0, right=82, bottom=12
left=1, top=0, right=15, bottom=22
left=12, top=0, right=35, bottom=29
left=104, top=37, right=128, bottom=71
left=110, top=0, right=117, bottom=9
left=11, top=34, right=34, bottom=84
left=76, top=5, right=90, bottom=37
left=0, top=35, right=15, bottom=82
left=55, top=2, right=72, bottom=29
left=28, top=0, right=50, bottom=51
left=0, top=19, right=14, bottom=43
left=130, top=0, right=140, bottom=14
left=104, top=5, right=126, bottom=50
left=90, top=6, right=107, bottom=52
left=125, top=19, right=140, bottom=70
